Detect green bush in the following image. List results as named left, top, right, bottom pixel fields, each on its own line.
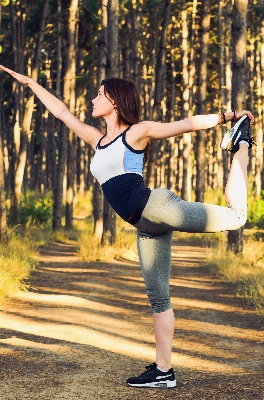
left=246, top=190, right=264, bottom=229
left=18, top=190, right=53, bottom=226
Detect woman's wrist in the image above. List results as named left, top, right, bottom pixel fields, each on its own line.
left=218, top=110, right=241, bottom=125
left=26, top=77, right=35, bottom=87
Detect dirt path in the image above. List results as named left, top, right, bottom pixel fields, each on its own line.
left=0, top=240, right=263, bottom=400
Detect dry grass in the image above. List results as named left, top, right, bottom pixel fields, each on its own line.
left=204, top=235, right=264, bottom=313
left=78, top=218, right=138, bottom=262
left=0, top=225, right=78, bottom=301
left=0, top=235, right=37, bottom=299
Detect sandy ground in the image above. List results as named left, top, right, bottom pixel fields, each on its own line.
left=0, top=240, right=264, bottom=400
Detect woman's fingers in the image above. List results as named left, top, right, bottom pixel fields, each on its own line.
left=0, top=65, right=29, bottom=84
left=0, top=65, right=15, bottom=75
left=246, top=110, right=254, bottom=126
left=237, top=110, right=254, bottom=127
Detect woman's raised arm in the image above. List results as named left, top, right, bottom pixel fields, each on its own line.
left=142, top=110, right=254, bottom=141
left=0, top=65, right=102, bottom=150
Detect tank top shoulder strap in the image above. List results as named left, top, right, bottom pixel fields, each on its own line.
left=95, top=135, right=105, bottom=149
left=122, top=125, right=132, bottom=140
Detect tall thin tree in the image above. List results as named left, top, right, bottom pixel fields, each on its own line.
left=228, top=0, right=248, bottom=254
left=101, top=0, right=119, bottom=245
left=195, top=0, right=210, bottom=203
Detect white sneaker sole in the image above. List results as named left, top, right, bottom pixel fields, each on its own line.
left=220, top=114, right=247, bottom=150
left=127, top=379, right=176, bottom=388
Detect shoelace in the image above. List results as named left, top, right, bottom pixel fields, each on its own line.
left=142, top=363, right=156, bottom=374
left=249, top=137, right=257, bottom=146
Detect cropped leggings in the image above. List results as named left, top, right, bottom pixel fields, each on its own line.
left=134, top=188, right=247, bottom=313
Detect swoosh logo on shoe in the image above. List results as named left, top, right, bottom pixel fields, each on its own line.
left=156, top=374, right=172, bottom=380
left=233, top=131, right=241, bottom=145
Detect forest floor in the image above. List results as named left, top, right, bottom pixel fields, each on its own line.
left=0, top=238, right=264, bottom=400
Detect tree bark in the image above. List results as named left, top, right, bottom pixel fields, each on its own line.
left=106, top=0, right=119, bottom=78
left=0, top=82, right=8, bottom=245
left=146, top=0, right=171, bottom=189
left=195, top=0, right=210, bottom=203
left=101, top=0, right=119, bottom=245
left=92, top=0, right=107, bottom=241
left=65, top=0, right=79, bottom=230
left=181, top=0, right=192, bottom=201
left=52, top=0, right=71, bottom=229
left=228, top=0, right=248, bottom=254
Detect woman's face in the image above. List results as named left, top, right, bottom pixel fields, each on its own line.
left=92, top=85, right=115, bottom=118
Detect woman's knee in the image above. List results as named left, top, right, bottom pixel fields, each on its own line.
left=227, top=207, right=247, bottom=229
left=147, top=290, right=172, bottom=313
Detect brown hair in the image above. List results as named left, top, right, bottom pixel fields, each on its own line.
left=101, top=78, right=140, bottom=126
left=101, top=77, right=150, bottom=164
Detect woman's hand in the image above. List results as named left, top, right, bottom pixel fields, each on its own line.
left=236, top=110, right=254, bottom=127
left=0, top=65, right=30, bottom=85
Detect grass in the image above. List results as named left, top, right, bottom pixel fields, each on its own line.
left=0, top=233, right=37, bottom=299
left=77, top=216, right=138, bottom=262
left=204, top=233, right=264, bottom=314
left=0, top=225, right=78, bottom=301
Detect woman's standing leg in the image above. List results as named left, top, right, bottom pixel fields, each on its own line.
left=136, top=230, right=174, bottom=370
left=126, top=230, right=176, bottom=388
left=153, top=308, right=175, bottom=371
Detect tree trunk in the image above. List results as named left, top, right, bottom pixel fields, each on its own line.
left=106, top=0, right=119, bottom=78
left=181, top=0, right=192, bottom=201
left=52, top=0, right=62, bottom=225
left=0, top=83, right=8, bottom=246
left=223, top=0, right=232, bottom=188
left=101, top=0, right=119, bottom=245
left=10, top=0, right=49, bottom=224
left=195, top=0, right=210, bottom=203
left=146, top=0, right=171, bottom=189
left=93, top=0, right=107, bottom=241
left=65, top=0, right=79, bottom=230
left=254, top=24, right=263, bottom=196
left=228, top=0, right=248, bottom=254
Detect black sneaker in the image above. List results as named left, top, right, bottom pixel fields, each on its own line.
left=126, top=362, right=176, bottom=388
left=220, top=115, right=256, bottom=154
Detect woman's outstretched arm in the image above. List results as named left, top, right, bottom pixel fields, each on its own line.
left=0, top=65, right=102, bottom=149
left=139, top=110, right=254, bottom=142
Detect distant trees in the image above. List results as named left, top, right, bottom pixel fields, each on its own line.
left=0, top=0, right=263, bottom=248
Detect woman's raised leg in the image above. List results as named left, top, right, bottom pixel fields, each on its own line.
left=225, top=143, right=248, bottom=210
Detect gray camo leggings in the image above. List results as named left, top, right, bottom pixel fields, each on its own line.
left=134, top=188, right=247, bottom=313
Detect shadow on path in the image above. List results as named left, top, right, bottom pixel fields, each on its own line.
left=0, top=240, right=263, bottom=400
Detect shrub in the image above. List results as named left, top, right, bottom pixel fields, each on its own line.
left=246, top=190, right=264, bottom=229
left=16, top=190, right=53, bottom=226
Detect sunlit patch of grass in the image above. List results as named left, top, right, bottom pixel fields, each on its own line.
left=78, top=217, right=138, bottom=262
left=204, top=236, right=264, bottom=313
left=173, top=230, right=226, bottom=247
left=0, top=224, right=79, bottom=301
left=0, top=235, right=37, bottom=299
left=73, top=190, right=93, bottom=218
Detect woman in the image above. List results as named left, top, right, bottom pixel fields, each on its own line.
left=0, top=66, right=255, bottom=389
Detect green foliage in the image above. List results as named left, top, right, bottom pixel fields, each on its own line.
left=246, top=190, right=264, bottom=229
left=18, top=190, right=53, bottom=226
